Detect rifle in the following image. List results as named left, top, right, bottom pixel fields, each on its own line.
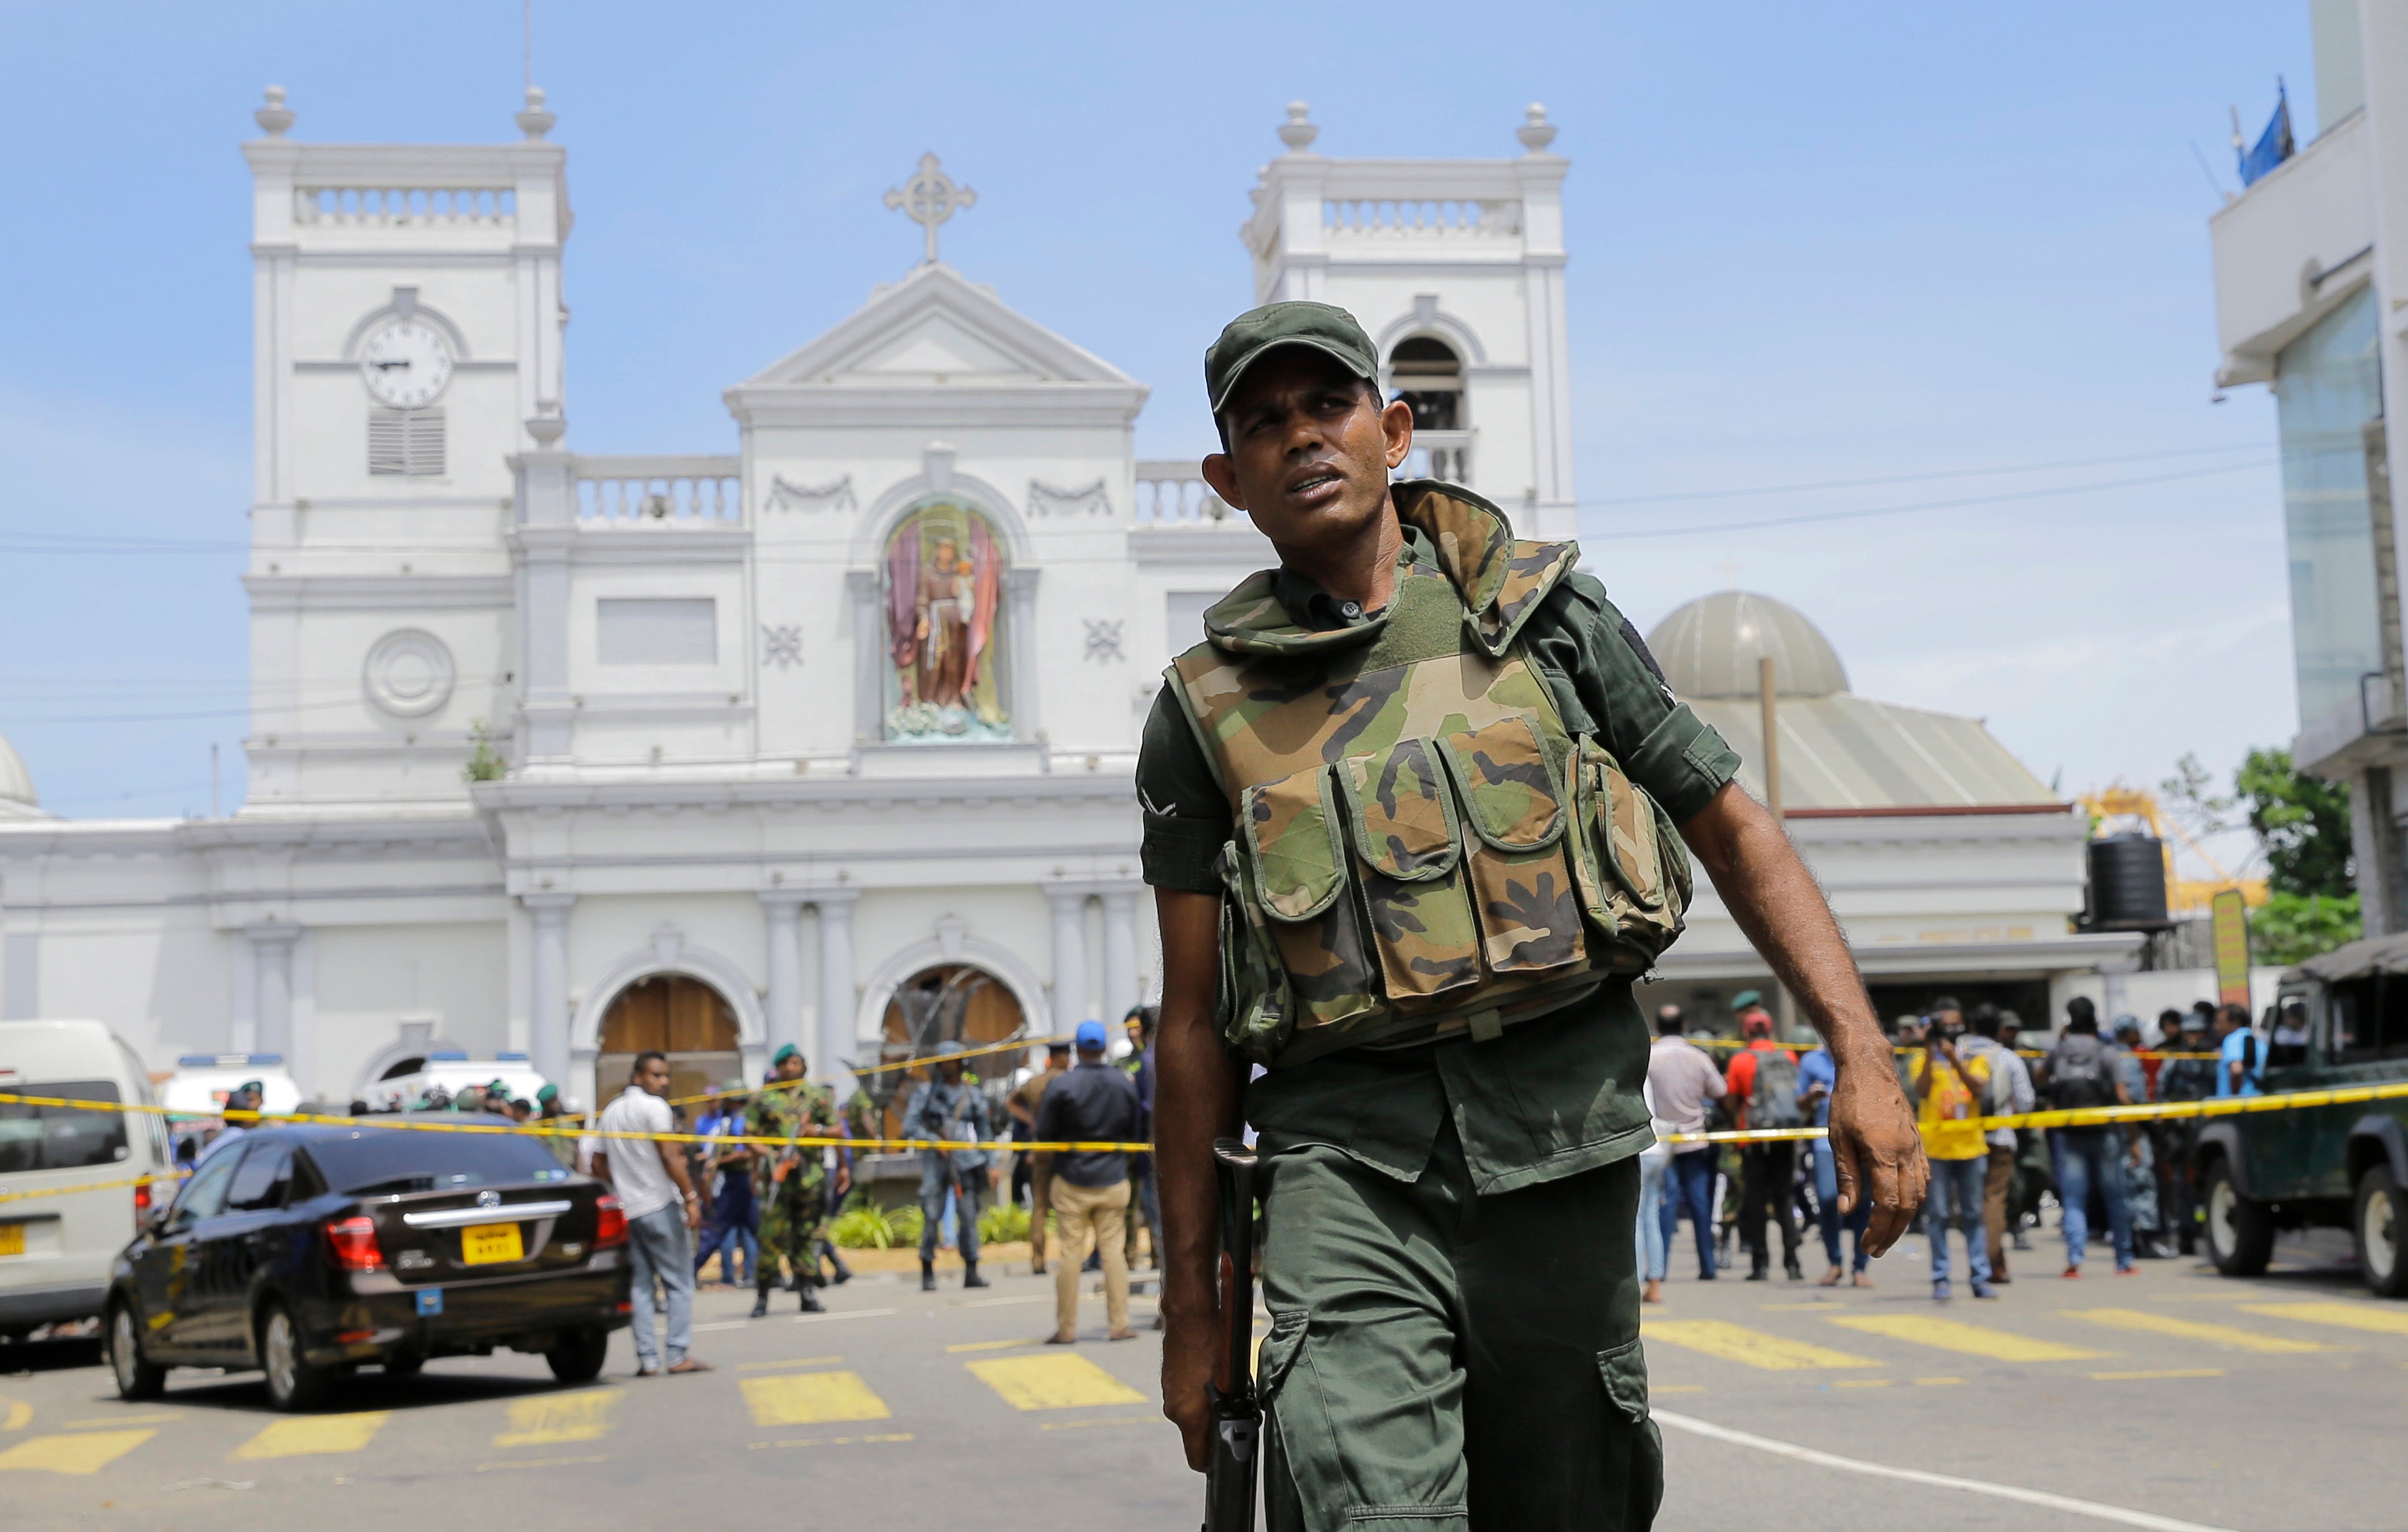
left=1202, top=1137, right=1260, bottom=1532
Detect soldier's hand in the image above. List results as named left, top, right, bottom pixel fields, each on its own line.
left=1829, top=1044, right=1927, bottom=1257
left=1160, top=1295, right=1220, bottom=1473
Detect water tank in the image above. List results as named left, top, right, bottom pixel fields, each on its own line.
left=2086, top=835, right=2170, bottom=929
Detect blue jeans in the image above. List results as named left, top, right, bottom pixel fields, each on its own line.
left=1636, top=1152, right=1669, bottom=1281
left=694, top=1186, right=758, bottom=1284
left=1925, top=1155, right=1990, bottom=1287
left=1812, top=1140, right=1871, bottom=1272
left=2050, top=1127, right=2134, bottom=1270
left=626, top=1204, right=695, bottom=1370
left=1663, top=1149, right=1717, bottom=1277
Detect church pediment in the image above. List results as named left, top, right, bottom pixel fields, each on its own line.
left=734, top=262, right=1140, bottom=393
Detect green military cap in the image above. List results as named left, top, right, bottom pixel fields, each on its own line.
left=488, top=1078, right=510, bottom=1095
left=1729, top=990, right=1762, bottom=1012
left=772, top=1043, right=803, bottom=1066
left=237, top=1079, right=265, bottom=1097
left=536, top=1082, right=558, bottom=1104
left=1204, top=301, right=1379, bottom=415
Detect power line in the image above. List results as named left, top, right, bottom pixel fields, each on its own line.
left=1586, top=459, right=2274, bottom=542
left=1581, top=440, right=2269, bottom=508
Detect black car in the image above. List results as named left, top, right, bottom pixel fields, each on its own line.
left=102, top=1116, right=631, bottom=1409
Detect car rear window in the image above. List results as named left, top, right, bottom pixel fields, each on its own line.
left=302, top=1127, right=573, bottom=1195
left=0, top=1080, right=129, bottom=1174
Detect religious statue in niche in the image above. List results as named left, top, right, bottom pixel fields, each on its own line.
left=884, top=501, right=1010, bottom=742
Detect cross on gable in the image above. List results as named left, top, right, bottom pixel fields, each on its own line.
left=884, top=153, right=977, bottom=266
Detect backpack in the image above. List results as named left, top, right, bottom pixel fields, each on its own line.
left=1749, top=1049, right=1805, bottom=1130
left=2048, top=1034, right=2115, bottom=1112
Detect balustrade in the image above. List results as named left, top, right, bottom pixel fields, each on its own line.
left=294, top=186, right=517, bottom=227
left=1134, top=461, right=1232, bottom=524
left=1323, top=199, right=1519, bottom=238
left=571, top=456, right=744, bottom=525
left=1402, top=432, right=1474, bottom=483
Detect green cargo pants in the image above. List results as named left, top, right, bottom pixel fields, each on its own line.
left=1257, top=1122, right=1660, bottom=1531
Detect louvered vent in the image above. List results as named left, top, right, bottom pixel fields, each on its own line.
left=367, top=408, right=446, bottom=477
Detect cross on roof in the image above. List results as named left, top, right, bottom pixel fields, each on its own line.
left=884, top=153, right=977, bottom=266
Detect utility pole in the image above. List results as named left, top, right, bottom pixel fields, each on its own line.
left=1758, top=656, right=1800, bottom=1040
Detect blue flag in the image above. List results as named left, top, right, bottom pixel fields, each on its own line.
left=2238, top=86, right=2295, bottom=187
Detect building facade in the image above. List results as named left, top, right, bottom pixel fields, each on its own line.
left=2210, top=1, right=2408, bottom=934
left=0, top=93, right=1592, bottom=1107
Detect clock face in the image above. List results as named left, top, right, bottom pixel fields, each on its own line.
left=358, top=317, right=455, bottom=409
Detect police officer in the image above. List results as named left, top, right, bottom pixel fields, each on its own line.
left=1143, top=302, right=1929, bottom=1528
left=905, top=1042, right=999, bottom=1293
left=197, top=1080, right=265, bottom=1165
left=749, top=1044, right=844, bottom=1318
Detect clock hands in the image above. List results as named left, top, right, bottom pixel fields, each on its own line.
left=371, top=359, right=413, bottom=370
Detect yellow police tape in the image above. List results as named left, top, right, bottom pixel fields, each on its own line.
left=6, top=1077, right=2405, bottom=1200
left=0, top=1172, right=183, bottom=1205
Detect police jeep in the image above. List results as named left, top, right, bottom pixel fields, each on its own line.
left=2194, top=931, right=2408, bottom=1297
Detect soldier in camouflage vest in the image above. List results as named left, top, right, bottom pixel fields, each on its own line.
left=1144, top=302, right=1930, bottom=1530
left=749, top=1044, right=844, bottom=1318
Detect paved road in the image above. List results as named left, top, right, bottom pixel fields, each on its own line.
left=1, top=1230, right=2397, bottom=1531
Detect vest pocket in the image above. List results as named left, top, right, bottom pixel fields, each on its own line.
left=1440, top=717, right=1582, bottom=975
left=1337, top=739, right=1481, bottom=1000
left=1241, top=763, right=1381, bottom=1032
left=1569, top=737, right=1688, bottom=972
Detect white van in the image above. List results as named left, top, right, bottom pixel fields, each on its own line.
left=0, top=1020, right=175, bottom=1338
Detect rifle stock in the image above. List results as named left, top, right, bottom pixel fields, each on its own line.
left=1202, top=1137, right=1260, bottom=1532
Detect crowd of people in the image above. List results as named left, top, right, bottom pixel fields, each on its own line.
left=1640, top=989, right=2271, bottom=1301
left=565, top=1009, right=1163, bottom=1375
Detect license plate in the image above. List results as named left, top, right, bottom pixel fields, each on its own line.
left=460, top=1222, right=524, bottom=1265
left=0, top=1223, right=22, bottom=1257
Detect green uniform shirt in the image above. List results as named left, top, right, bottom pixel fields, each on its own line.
left=1138, top=528, right=1742, bottom=1195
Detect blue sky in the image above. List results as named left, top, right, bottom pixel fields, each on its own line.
left=0, top=2, right=2316, bottom=867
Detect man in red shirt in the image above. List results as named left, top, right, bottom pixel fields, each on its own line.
left=1722, top=992, right=1805, bottom=1281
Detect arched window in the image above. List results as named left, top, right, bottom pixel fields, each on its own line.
left=1390, top=336, right=1464, bottom=432
left=882, top=500, right=1013, bottom=743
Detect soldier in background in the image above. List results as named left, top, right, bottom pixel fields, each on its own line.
left=907, top=1042, right=1000, bottom=1293
left=750, top=1044, right=844, bottom=1318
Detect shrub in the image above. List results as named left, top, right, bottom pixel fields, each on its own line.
left=979, top=1200, right=1032, bottom=1244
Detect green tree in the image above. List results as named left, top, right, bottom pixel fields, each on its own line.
left=2234, top=747, right=2354, bottom=898
left=2249, top=891, right=2362, bottom=967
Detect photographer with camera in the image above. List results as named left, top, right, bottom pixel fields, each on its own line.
left=1910, top=999, right=1995, bottom=1300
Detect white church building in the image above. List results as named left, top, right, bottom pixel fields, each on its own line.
left=0, top=90, right=2136, bottom=1110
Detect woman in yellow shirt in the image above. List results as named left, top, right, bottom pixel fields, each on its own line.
left=1903, top=1006, right=1994, bottom=1300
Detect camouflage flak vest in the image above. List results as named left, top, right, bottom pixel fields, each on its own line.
left=1165, top=480, right=1692, bottom=1069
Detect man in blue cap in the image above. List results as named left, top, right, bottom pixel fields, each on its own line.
left=1034, top=1019, right=1143, bottom=1343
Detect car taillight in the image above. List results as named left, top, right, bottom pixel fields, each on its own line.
left=325, top=1215, right=385, bottom=1272
left=132, top=1180, right=152, bottom=1235
left=594, top=1194, right=627, bottom=1250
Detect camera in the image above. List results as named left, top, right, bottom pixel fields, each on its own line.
left=1926, top=1015, right=1965, bottom=1043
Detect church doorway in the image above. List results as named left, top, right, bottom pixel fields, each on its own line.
left=597, top=973, right=741, bottom=1112
left=867, top=964, right=1025, bottom=1140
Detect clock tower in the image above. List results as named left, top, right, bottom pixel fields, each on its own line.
left=237, top=86, right=570, bottom=809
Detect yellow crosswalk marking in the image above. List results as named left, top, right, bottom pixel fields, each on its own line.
left=1826, top=1314, right=2104, bottom=1362
left=231, top=1411, right=389, bottom=1460
left=2068, top=1308, right=2334, bottom=1353
left=2241, top=1301, right=2408, bottom=1337
left=1, top=1398, right=32, bottom=1431
left=2093, top=1368, right=2226, bottom=1381
left=492, top=1388, right=622, bottom=1448
left=0, top=1430, right=155, bottom=1475
left=945, top=1338, right=1048, bottom=1353
left=1644, top=1320, right=1879, bottom=1370
left=741, top=1370, right=893, bottom=1427
left=967, top=1352, right=1151, bottom=1408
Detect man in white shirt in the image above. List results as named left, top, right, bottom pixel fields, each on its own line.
left=1647, top=1007, right=1729, bottom=1280
left=1961, top=1005, right=2035, bottom=1282
left=594, top=1051, right=710, bottom=1377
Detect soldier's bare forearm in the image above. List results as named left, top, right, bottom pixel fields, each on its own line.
left=1679, top=781, right=1883, bottom=1063
left=1153, top=890, right=1247, bottom=1325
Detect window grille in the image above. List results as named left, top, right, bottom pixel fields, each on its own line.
left=368, top=408, right=447, bottom=477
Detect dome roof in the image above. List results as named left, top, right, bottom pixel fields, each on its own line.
left=1646, top=590, right=1849, bottom=699
left=0, top=731, right=36, bottom=816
